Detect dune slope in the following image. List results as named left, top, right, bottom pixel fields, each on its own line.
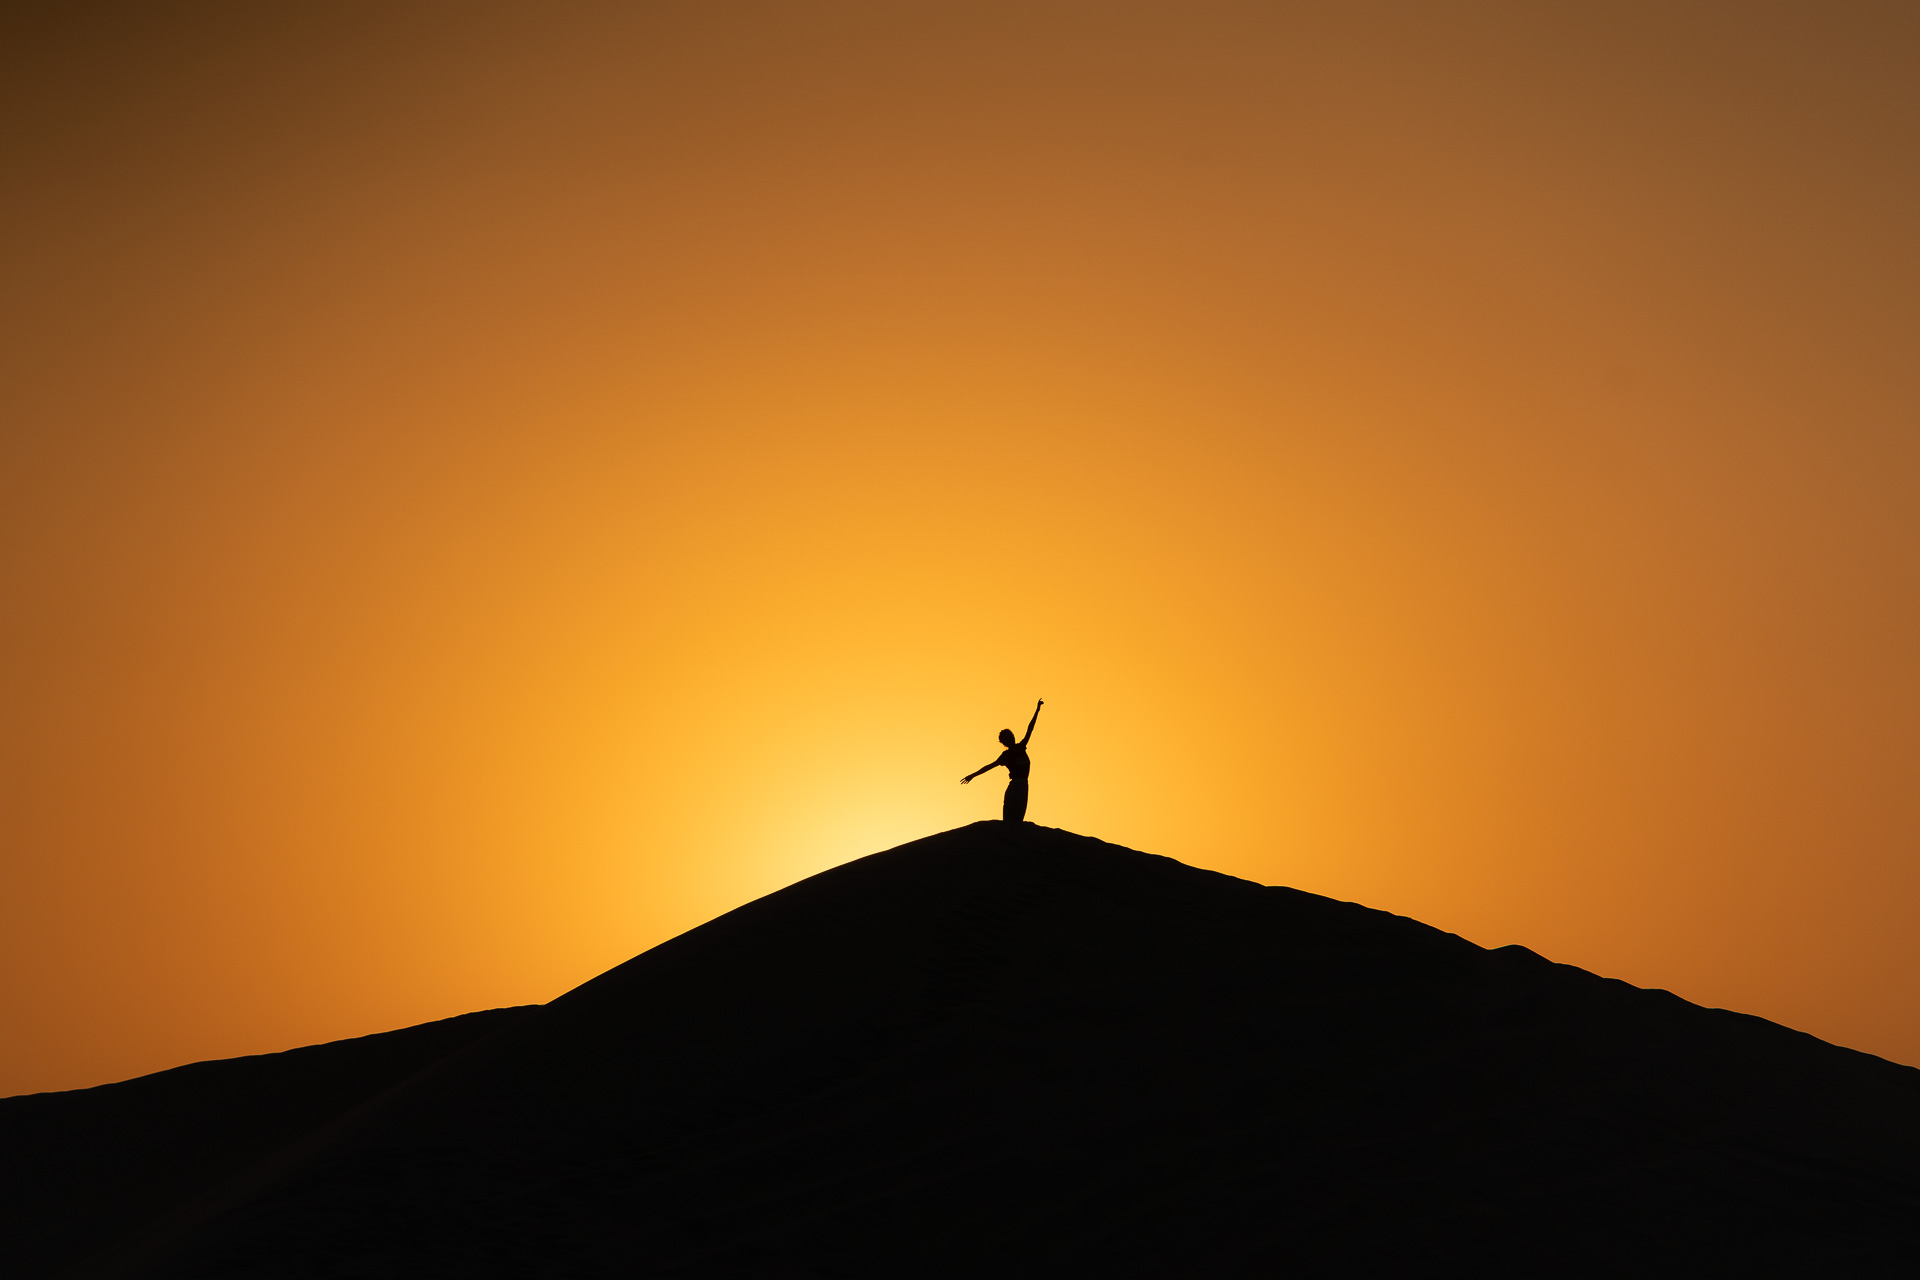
left=0, top=1007, right=534, bottom=1279
left=31, top=824, right=1920, bottom=1276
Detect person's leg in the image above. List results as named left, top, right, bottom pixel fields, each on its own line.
left=1003, top=778, right=1028, bottom=823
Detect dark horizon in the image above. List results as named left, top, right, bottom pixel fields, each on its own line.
left=9, top=824, right=1920, bottom=1277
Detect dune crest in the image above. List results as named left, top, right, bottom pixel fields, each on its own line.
left=10, top=823, right=1920, bottom=1276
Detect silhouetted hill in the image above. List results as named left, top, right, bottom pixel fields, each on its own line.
left=14, top=824, right=1920, bottom=1276
left=0, top=1006, right=535, bottom=1279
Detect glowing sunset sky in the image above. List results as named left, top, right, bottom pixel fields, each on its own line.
left=4, top=2, right=1917, bottom=1097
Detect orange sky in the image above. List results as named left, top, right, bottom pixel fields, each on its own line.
left=4, top=2, right=1918, bottom=1097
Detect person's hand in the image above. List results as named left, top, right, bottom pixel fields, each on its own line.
left=960, top=775, right=971, bottom=784
left=1037, top=699, right=1044, bottom=706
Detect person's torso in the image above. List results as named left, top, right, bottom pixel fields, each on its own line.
left=1003, top=746, right=1030, bottom=781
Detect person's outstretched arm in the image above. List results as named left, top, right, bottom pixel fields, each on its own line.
left=961, top=758, right=1003, bottom=785
left=1018, top=699, right=1044, bottom=748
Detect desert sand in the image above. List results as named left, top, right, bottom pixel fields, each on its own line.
left=8, top=823, right=1920, bottom=1276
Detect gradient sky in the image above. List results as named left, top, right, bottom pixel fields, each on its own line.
left=4, top=2, right=1918, bottom=1097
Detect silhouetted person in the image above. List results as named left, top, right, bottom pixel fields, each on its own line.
left=962, top=699, right=1043, bottom=823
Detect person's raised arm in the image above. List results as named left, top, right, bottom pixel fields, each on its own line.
left=1018, top=699, right=1044, bottom=748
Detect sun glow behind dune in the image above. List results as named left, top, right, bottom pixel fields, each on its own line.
left=3, top=2, right=1919, bottom=1094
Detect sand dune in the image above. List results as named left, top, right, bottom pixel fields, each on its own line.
left=10, top=823, right=1920, bottom=1276
left=0, top=1007, right=532, bottom=1279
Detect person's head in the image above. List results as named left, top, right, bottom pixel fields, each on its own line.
left=998, top=728, right=1017, bottom=747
